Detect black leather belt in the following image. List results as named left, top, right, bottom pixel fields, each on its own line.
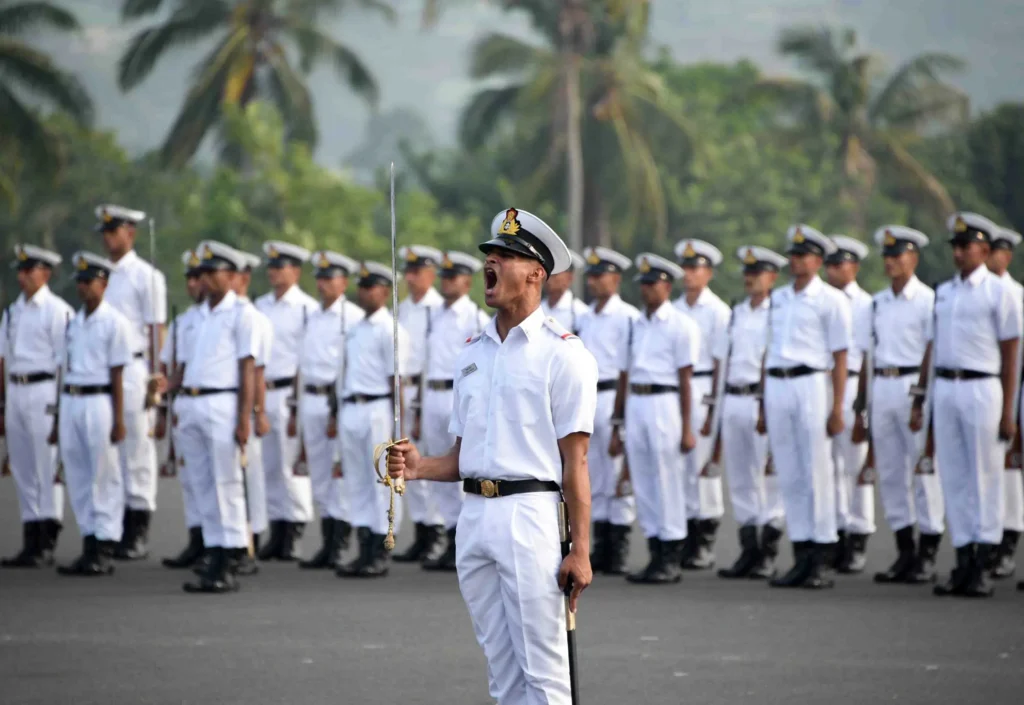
left=463, top=478, right=560, bottom=499
left=726, top=382, right=762, bottom=396
left=848, top=371, right=859, bottom=378
left=8, top=372, right=55, bottom=384
left=935, top=368, right=995, bottom=381
left=630, top=383, right=679, bottom=395
left=427, top=379, right=454, bottom=391
left=266, top=376, right=295, bottom=390
left=692, top=370, right=713, bottom=378
left=767, top=365, right=822, bottom=379
left=181, top=387, right=238, bottom=397
left=875, top=366, right=920, bottom=378
left=133, top=351, right=145, bottom=360
left=343, top=393, right=391, bottom=404
left=305, top=383, right=335, bottom=395
left=63, top=384, right=112, bottom=395
left=597, top=379, right=617, bottom=392
left=404, top=374, right=422, bottom=387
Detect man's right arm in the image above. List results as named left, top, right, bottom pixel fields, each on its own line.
left=389, top=437, right=461, bottom=482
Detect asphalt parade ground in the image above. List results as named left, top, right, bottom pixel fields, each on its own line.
left=1, top=479, right=1022, bottom=705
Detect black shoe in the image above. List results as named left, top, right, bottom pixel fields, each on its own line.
left=299, top=517, right=336, bottom=569
left=749, top=525, right=783, bottom=580
left=641, top=539, right=683, bottom=584
left=257, top=521, right=285, bottom=561
left=114, top=509, right=150, bottom=560
left=906, top=532, right=941, bottom=584
left=828, top=529, right=848, bottom=571
left=770, top=541, right=813, bottom=588
left=589, top=520, right=610, bottom=573
left=838, top=533, right=869, bottom=574
left=683, top=519, right=718, bottom=570
left=192, top=549, right=212, bottom=576
left=183, top=547, right=239, bottom=593
left=934, top=544, right=975, bottom=596
left=40, top=519, right=61, bottom=566
left=626, top=538, right=662, bottom=583
left=802, top=543, right=835, bottom=589
left=2, top=522, right=43, bottom=568
left=336, top=527, right=373, bottom=577
left=57, top=535, right=115, bottom=576
left=874, top=526, right=916, bottom=583
left=233, top=544, right=260, bottom=576
left=325, top=520, right=349, bottom=569
left=604, top=524, right=631, bottom=576
left=163, top=526, right=205, bottom=569
left=393, top=523, right=428, bottom=563
left=964, top=544, right=996, bottom=598
left=423, top=528, right=457, bottom=572
left=678, top=519, right=698, bottom=567
left=719, top=525, right=761, bottom=579
left=356, top=534, right=391, bottom=578
left=990, top=529, right=1020, bottom=579
left=278, top=522, right=305, bottom=561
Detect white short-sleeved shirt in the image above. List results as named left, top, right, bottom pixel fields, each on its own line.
left=449, top=308, right=598, bottom=484
left=236, top=296, right=272, bottom=368
left=300, top=297, right=365, bottom=386
left=765, top=276, right=852, bottom=370
left=674, top=287, right=730, bottom=373
left=63, top=301, right=133, bottom=385
left=104, top=249, right=167, bottom=358
left=342, top=307, right=408, bottom=397
left=255, top=285, right=319, bottom=382
left=712, top=297, right=770, bottom=386
left=839, top=281, right=872, bottom=373
left=159, top=304, right=202, bottom=368
left=181, top=291, right=258, bottom=388
left=399, top=288, right=444, bottom=379
left=0, top=285, right=74, bottom=375
left=627, top=301, right=700, bottom=385
left=932, top=265, right=1022, bottom=374
left=576, top=294, right=638, bottom=383
left=542, top=291, right=589, bottom=334
left=425, top=295, right=490, bottom=382
left=857, top=276, right=934, bottom=369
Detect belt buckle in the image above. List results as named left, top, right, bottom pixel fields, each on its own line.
left=952, top=370, right=964, bottom=380
left=189, top=387, right=199, bottom=397
left=69, top=385, right=79, bottom=395
left=479, top=479, right=498, bottom=498
left=15, top=374, right=27, bottom=384
left=636, top=384, right=651, bottom=394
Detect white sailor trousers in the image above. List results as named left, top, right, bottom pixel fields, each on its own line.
left=340, top=397, right=399, bottom=535
left=171, top=396, right=201, bottom=529
left=245, top=417, right=268, bottom=536
left=933, top=377, right=1003, bottom=547
left=5, top=380, right=64, bottom=522
left=685, top=375, right=724, bottom=520
left=589, top=388, right=636, bottom=526
left=721, top=393, right=782, bottom=527
left=456, top=492, right=570, bottom=705
left=1004, top=380, right=1024, bottom=532
left=177, top=393, right=247, bottom=548
left=58, top=394, right=123, bottom=541
left=422, top=387, right=461, bottom=529
left=300, top=393, right=347, bottom=522
left=624, top=393, right=687, bottom=541
left=870, top=376, right=945, bottom=534
left=261, top=386, right=313, bottom=523
left=764, top=373, right=837, bottom=543
left=120, top=358, right=158, bottom=511
left=833, top=380, right=875, bottom=535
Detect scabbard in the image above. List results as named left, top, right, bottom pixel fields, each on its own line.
left=558, top=501, right=581, bottom=705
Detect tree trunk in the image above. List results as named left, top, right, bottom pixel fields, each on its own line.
left=560, top=0, right=588, bottom=296
left=583, top=173, right=611, bottom=248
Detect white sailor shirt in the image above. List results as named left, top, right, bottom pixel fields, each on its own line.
left=674, top=287, right=730, bottom=374
left=425, top=295, right=489, bottom=382
left=0, top=285, right=74, bottom=375
left=63, top=301, right=133, bottom=385
left=765, top=276, right=851, bottom=370
left=181, top=291, right=258, bottom=389
left=856, top=276, right=933, bottom=369
left=542, top=291, right=589, bottom=334
left=255, top=285, right=319, bottom=383
left=103, top=249, right=167, bottom=358
left=300, top=297, right=365, bottom=386
left=627, top=301, right=700, bottom=386
left=713, top=296, right=770, bottom=386
left=342, top=307, right=409, bottom=397
left=576, top=294, right=639, bottom=383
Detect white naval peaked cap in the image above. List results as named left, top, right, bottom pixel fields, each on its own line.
left=398, top=244, right=444, bottom=269
left=310, top=250, right=359, bottom=278
left=483, top=207, right=572, bottom=276
left=674, top=239, right=723, bottom=267
left=357, top=260, right=395, bottom=286
left=71, top=250, right=117, bottom=280
left=785, top=224, right=835, bottom=256
left=873, top=225, right=929, bottom=255
left=240, top=252, right=262, bottom=271
left=196, top=240, right=247, bottom=272
left=826, top=235, right=870, bottom=264
left=736, top=245, right=787, bottom=271
left=181, top=248, right=202, bottom=273
left=947, top=211, right=998, bottom=242
left=94, top=204, right=146, bottom=231
left=992, top=227, right=1022, bottom=251
left=440, top=250, right=483, bottom=276
left=12, top=244, right=61, bottom=269
left=567, top=249, right=586, bottom=272
left=262, top=241, right=310, bottom=265
left=633, top=252, right=683, bottom=283
left=582, top=246, right=631, bottom=274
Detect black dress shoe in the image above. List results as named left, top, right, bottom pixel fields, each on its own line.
left=906, top=532, right=941, bottom=584
left=57, top=536, right=115, bottom=576
left=393, top=523, right=428, bottom=563
left=2, top=522, right=44, bottom=568
left=604, top=524, right=631, bottom=576
left=233, top=545, right=260, bottom=576
left=678, top=519, right=698, bottom=567
left=183, top=548, right=239, bottom=593
left=626, top=538, right=662, bottom=584
left=356, top=534, right=391, bottom=578
left=337, top=527, right=373, bottom=577
left=719, top=525, right=761, bottom=579
left=114, top=509, right=150, bottom=560
left=964, top=544, right=996, bottom=598
left=802, top=543, right=835, bottom=589
left=828, top=529, right=848, bottom=571
left=163, top=527, right=205, bottom=569
left=638, top=539, right=683, bottom=584
left=422, top=528, right=457, bottom=572
left=257, top=521, right=285, bottom=561
left=770, top=541, right=812, bottom=588
left=588, top=521, right=610, bottom=573
left=682, top=519, right=718, bottom=570
left=837, top=533, right=869, bottom=574
left=874, top=526, right=916, bottom=583
left=934, top=544, right=974, bottom=596
left=990, top=529, right=1020, bottom=579
left=749, top=525, right=783, bottom=580
left=278, top=522, right=305, bottom=561
left=39, top=519, right=61, bottom=566
left=192, top=550, right=212, bottom=576
left=299, top=517, right=336, bottom=569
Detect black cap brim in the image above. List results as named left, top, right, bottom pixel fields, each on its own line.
left=949, top=228, right=990, bottom=245
left=585, top=263, right=620, bottom=275
left=199, top=258, right=237, bottom=272
left=479, top=234, right=553, bottom=274
left=267, top=256, right=303, bottom=268
left=315, top=266, right=349, bottom=279
left=634, top=270, right=674, bottom=284
left=75, top=269, right=109, bottom=282
left=743, top=263, right=779, bottom=274
left=991, top=240, right=1014, bottom=251
left=825, top=252, right=859, bottom=266
left=680, top=256, right=713, bottom=268
left=440, top=266, right=473, bottom=278
left=787, top=243, right=824, bottom=256
left=357, top=275, right=392, bottom=288
left=881, top=241, right=918, bottom=257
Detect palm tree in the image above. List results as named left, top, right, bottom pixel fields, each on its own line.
left=118, top=0, right=393, bottom=168
left=755, top=26, right=967, bottom=230
left=0, top=1, right=92, bottom=192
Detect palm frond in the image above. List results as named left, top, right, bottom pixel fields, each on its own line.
left=869, top=52, right=967, bottom=125
left=880, top=83, right=969, bottom=132
left=0, top=82, right=59, bottom=172
left=285, top=23, right=379, bottom=106
left=467, top=32, right=548, bottom=80
left=457, top=84, right=522, bottom=149
left=777, top=25, right=844, bottom=75
left=0, top=39, right=93, bottom=122
left=0, top=1, right=79, bottom=35
left=120, top=0, right=166, bottom=20
left=744, top=76, right=834, bottom=129
left=874, top=134, right=956, bottom=218
left=264, top=44, right=317, bottom=146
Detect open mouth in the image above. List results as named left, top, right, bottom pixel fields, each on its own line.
left=484, top=267, right=498, bottom=292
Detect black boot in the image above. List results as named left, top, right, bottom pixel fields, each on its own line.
left=57, top=535, right=115, bottom=576
left=393, top=523, right=428, bottom=563
left=828, top=529, right=848, bottom=571
left=279, top=522, right=305, bottom=561
left=183, top=547, right=239, bottom=593
left=770, top=541, right=813, bottom=588
left=423, top=528, right=457, bottom=572
left=324, top=519, right=348, bottom=569
left=683, top=519, right=718, bottom=570
left=604, top=524, right=632, bottom=576
left=964, top=544, right=996, bottom=598
left=40, top=520, right=61, bottom=566
left=1, top=522, right=43, bottom=568
left=299, top=517, right=336, bottom=569
left=678, top=519, right=698, bottom=567
left=718, top=525, right=761, bottom=579
left=418, top=525, right=445, bottom=564
left=192, top=549, right=212, bottom=576
left=874, top=526, right=916, bottom=583
left=162, top=526, right=205, bottom=569
left=990, top=530, right=1020, bottom=579
left=356, top=534, right=391, bottom=578
left=838, top=533, right=869, bottom=574
left=641, top=539, right=683, bottom=584
left=234, top=542, right=260, bottom=576
left=934, top=544, right=975, bottom=596
left=257, top=521, right=285, bottom=561
left=906, top=532, right=941, bottom=584
left=749, top=525, right=783, bottom=580
left=114, top=509, right=150, bottom=560
left=336, top=527, right=373, bottom=577
left=626, top=538, right=662, bottom=584
left=802, top=543, right=835, bottom=589
left=589, top=520, right=610, bottom=573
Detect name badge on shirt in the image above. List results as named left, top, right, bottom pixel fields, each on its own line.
left=461, top=363, right=478, bottom=378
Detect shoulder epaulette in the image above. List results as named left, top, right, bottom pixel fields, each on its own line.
left=465, top=334, right=481, bottom=345
left=543, top=316, right=579, bottom=341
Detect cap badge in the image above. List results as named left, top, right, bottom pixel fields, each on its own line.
left=683, top=242, right=697, bottom=258
left=188, top=252, right=200, bottom=267
left=267, top=245, right=279, bottom=259
left=17, top=248, right=28, bottom=261
left=793, top=227, right=805, bottom=244
left=203, top=247, right=214, bottom=259
left=743, top=248, right=757, bottom=265
left=77, top=257, right=89, bottom=271
left=500, top=208, right=521, bottom=236
left=318, top=254, right=331, bottom=269
left=883, top=230, right=897, bottom=247
left=954, top=216, right=967, bottom=233
left=405, top=249, right=419, bottom=263
left=638, top=256, right=651, bottom=274
left=102, top=210, right=113, bottom=223
left=442, top=253, right=454, bottom=269
left=586, top=251, right=601, bottom=265
left=360, top=265, right=370, bottom=279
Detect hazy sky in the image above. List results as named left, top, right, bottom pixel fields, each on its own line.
left=38, top=0, right=1024, bottom=165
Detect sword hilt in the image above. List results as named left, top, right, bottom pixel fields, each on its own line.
left=373, top=438, right=408, bottom=550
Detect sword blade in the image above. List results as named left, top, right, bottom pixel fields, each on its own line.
left=390, top=162, right=401, bottom=440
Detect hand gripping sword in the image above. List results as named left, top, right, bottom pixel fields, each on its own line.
left=372, top=162, right=407, bottom=551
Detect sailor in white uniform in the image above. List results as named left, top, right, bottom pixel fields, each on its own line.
left=542, top=249, right=588, bottom=334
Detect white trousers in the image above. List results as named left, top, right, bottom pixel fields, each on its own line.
left=1005, top=469, right=1024, bottom=532
left=177, top=393, right=247, bottom=548
left=764, top=373, right=837, bottom=544
left=457, top=493, right=570, bottom=705
left=6, top=381, right=64, bottom=522
left=590, top=388, right=635, bottom=526
left=58, top=394, right=123, bottom=541
left=422, top=387, right=462, bottom=529
left=245, top=419, right=268, bottom=536
left=341, top=398, right=400, bottom=535
left=721, top=393, right=783, bottom=527
left=261, top=387, right=313, bottom=523
left=933, top=378, right=1004, bottom=547
left=625, top=392, right=687, bottom=541
left=405, top=386, right=443, bottom=526
left=301, top=394, right=348, bottom=521
left=172, top=397, right=201, bottom=529
left=871, top=376, right=945, bottom=534
left=685, top=376, right=724, bottom=520
left=833, top=380, right=876, bottom=534
left=120, top=360, right=157, bottom=511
